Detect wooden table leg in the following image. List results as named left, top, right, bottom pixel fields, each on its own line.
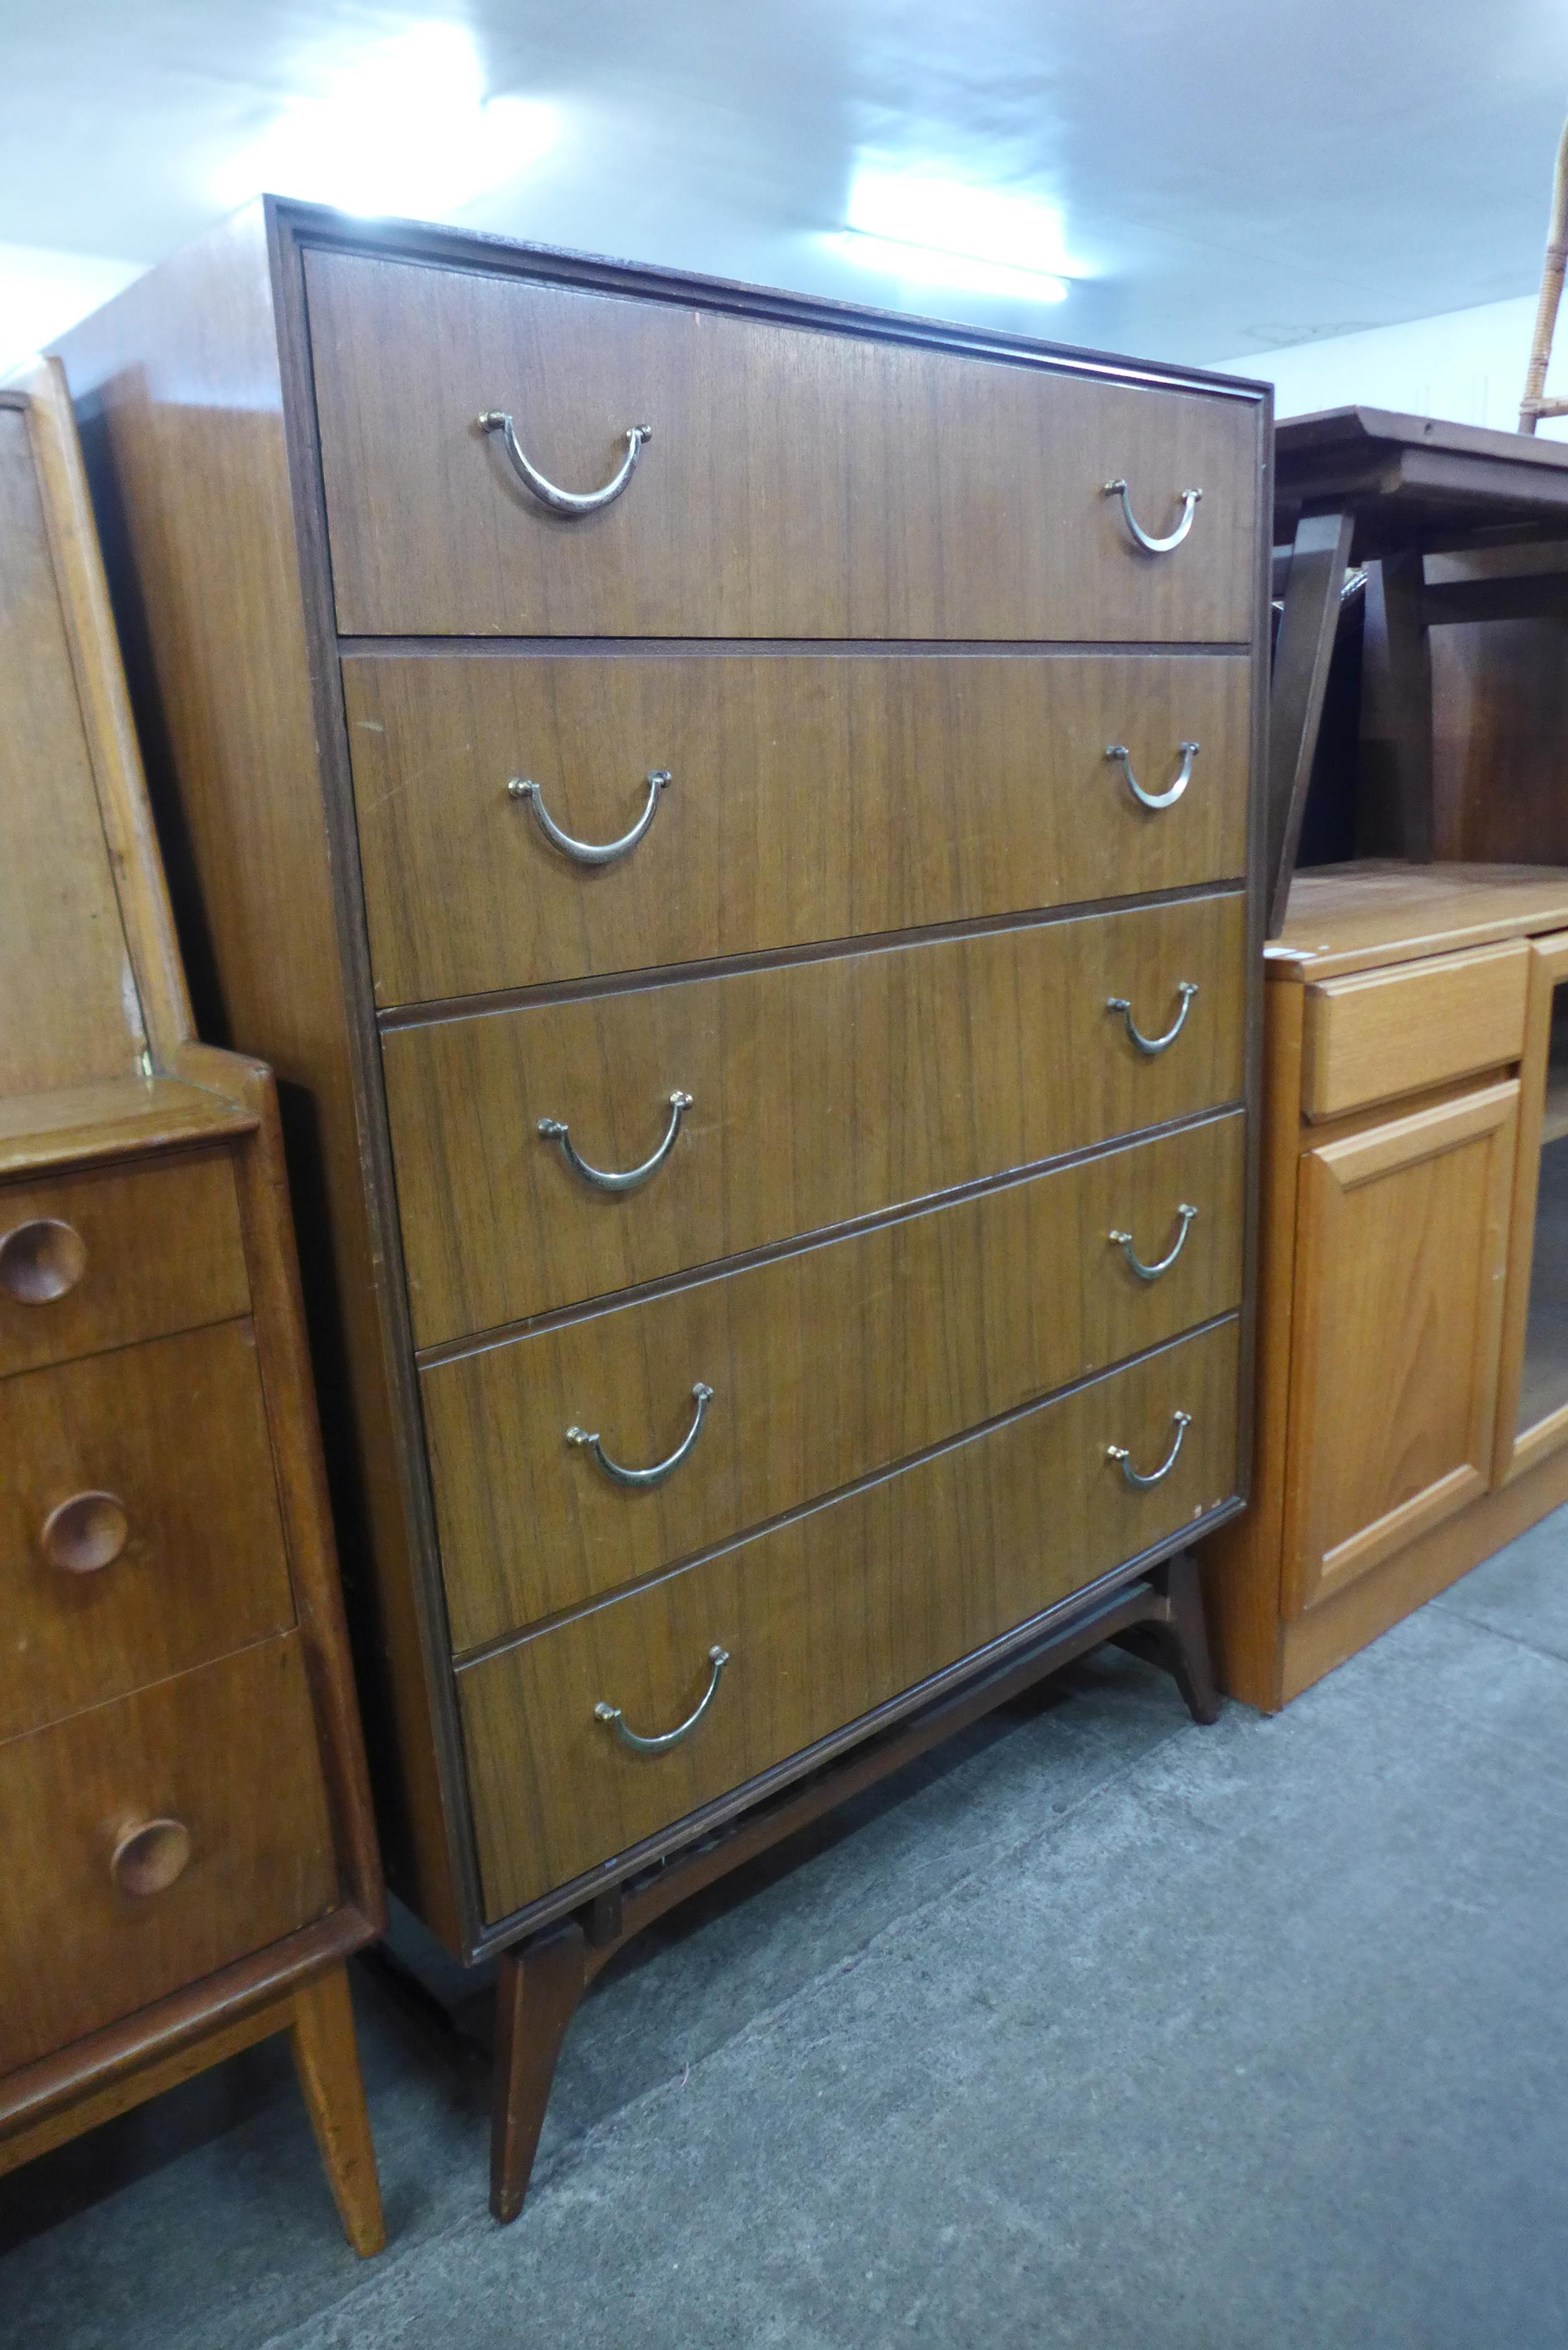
left=1266, top=507, right=1356, bottom=933
left=490, top=1920, right=589, bottom=2224
left=1152, top=1550, right=1221, bottom=1724
left=1360, top=546, right=1435, bottom=861
left=289, top=1964, right=386, bottom=2257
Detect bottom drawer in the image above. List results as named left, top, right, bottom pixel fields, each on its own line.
left=0, top=1634, right=336, bottom=2076
left=460, top=1316, right=1239, bottom=1921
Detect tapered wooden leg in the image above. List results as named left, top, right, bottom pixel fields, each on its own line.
left=1152, top=1550, right=1221, bottom=1725
left=289, top=1964, right=386, bottom=2257
left=490, top=1921, right=588, bottom=2224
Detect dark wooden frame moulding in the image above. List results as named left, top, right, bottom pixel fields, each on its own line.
left=58, top=197, right=1271, bottom=2213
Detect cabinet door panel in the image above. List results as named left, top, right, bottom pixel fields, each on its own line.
left=1282, top=1081, right=1517, bottom=1613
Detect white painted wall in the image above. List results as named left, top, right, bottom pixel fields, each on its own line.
left=0, top=242, right=144, bottom=375
left=1211, top=293, right=1568, bottom=439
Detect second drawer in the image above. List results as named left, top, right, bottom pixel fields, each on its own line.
left=0, top=1319, right=296, bottom=1740
left=426, top=1112, right=1245, bottom=1650
left=386, top=891, right=1246, bottom=1342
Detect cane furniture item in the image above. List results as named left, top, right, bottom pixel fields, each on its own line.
left=55, top=200, right=1269, bottom=2217
left=0, top=358, right=385, bottom=2254
left=1202, top=860, right=1568, bottom=1709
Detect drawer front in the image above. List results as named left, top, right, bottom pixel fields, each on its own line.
left=428, top=1113, right=1246, bottom=1650
left=306, top=251, right=1260, bottom=644
left=345, top=650, right=1253, bottom=1006
left=386, top=892, right=1247, bottom=1344
left=1301, top=939, right=1528, bottom=1120
left=0, top=1634, right=335, bottom=2074
left=0, top=1148, right=249, bottom=1379
left=0, top=1321, right=296, bottom=1740
left=460, top=1316, right=1240, bottom=1919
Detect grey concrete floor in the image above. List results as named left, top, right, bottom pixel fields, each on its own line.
left=6, top=1510, right=1568, bottom=2349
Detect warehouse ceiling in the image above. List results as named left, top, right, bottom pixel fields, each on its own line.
left=2, top=0, right=1567, bottom=370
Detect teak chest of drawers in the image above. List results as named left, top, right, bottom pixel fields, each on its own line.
left=57, top=200, right=1269, bottom=2216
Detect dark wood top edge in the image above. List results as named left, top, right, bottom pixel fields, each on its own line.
left=465, top=1496, right=1243, bottom=1954
left=340, top=635, right=1254, bottom=661
left=418, top=1100, right=1248, bottom=1368
left=1276, top=403, right=1568, bottom=473
left=265, top=195, right=1269, bottom=406
left=377, top=878, right=1248, bottom=1031
left=452, top=1307, right=1241, bottom=1669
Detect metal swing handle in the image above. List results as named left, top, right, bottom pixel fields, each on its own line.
left=595, top=1644, right=730, bottom=1753
left=1108, top=1204, right=1198, bottom=1283
left=1107, top=981, right=1198, bottom=1057
left=539, top=1091, right=692, bottom=1192
left=479, top=413, right=651, bottom=515
left=1103, top=478, right=1203, bottom=553
left=568, top=1380, right=714, bottom=1490
left=510, top=769, right=670, bottom=864
left=1106, top=741, right=1200, bottom=812
left=1108, top=1410, right=1192, bottom=1489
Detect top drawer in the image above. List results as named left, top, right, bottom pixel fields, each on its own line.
left=306, top=252, right=1261, bottom=644
left=1300, top=940, right=1529, bottom=1120
left=0, top=1148, right=250, bottom=1379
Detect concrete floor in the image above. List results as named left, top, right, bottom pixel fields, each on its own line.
left=6, top=1510, right=1568, bottom=2349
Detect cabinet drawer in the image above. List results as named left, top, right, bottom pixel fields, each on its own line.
left=428, top=1113, right=1246, bottom=1650
left=0, top=1148, right=248, bottom=1379
left=1301, top=940, right=1528, bottom=1120
left=0, top=1320, right=295, bottom=1739
left=0, top=1634, right=335, bottom=2075
left=306, top=251, right=1259, bottom=644
left=386, top=892, right=1247, bottom=1344
left=460, top=1316, right=1240, bottom=1919
left=345, top=650, right=1253, bottom=1006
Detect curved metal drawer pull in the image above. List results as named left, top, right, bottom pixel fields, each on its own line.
left=539, top=1090, right=692, bottom=1191
left=1106, top=741, right=1199, bottom=812
left=1109, top=1203, right=1198, bottom=1282
left=1107, top=981, right=1198, bottom=1056
left=595, top=1643, right=730, bottom=1753
left=1103, top=478, right=1203, bottom=554
left=569, top=1380, right=714, bottom=1489
left=1108, top=1410, right=1192, bottom=1489
left=510, top=769, right=671, bottom=864
left=478, top=412, right=651, bottom=514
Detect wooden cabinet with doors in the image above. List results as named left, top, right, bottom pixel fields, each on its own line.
left=1204, top=859, right=1568, bottom=1708
left=0, top=359, right=385, bottom=2250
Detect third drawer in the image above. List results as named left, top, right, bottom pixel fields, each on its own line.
left=459, top=1314, right=1241, bottom=1921
left=385, top=890, right=1247, bottom=1344
left=426, top=1112, right=1245, bottom=1651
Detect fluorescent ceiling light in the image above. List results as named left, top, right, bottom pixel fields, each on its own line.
left=214, top=23, right=555, bottom=219
left=836, top=167, right=1083, bottom=303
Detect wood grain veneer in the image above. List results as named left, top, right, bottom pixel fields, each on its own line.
left=1300, top=939, right=1528, bottom=1120
left=387, top=891, right=1246, bottom=1344
left=0, top=1318, right=295, bottom=1738
left=344, top=648, right=1251, bottom=1004
left=306, top=250, right=1259, bottom=645
left=460, top=1316, right=1239, bottom=1916
left=0, top=1634, right=336, bottom=2075
left=0, top=1146, right=248, bottom=1377
left=426, top=1113, right=1244, bottom=1649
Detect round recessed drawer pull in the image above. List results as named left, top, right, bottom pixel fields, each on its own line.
left=41, top=1490, right=129, bottom=1575
left=1103, top=477, right=1203, bottom=554
left=1108, top=1204, right=1198, bottom=1283
left=1106, top=741, right=1199, bottom=812
left=1108, top=1409, right=1192, bottom=1489
left=539, top=1089, right=693, bottom=1192
left=1107, top=980, right=1198, bottom=1057
left=0, top=1217, right=87, bottom=1305
left=595, top=1644, right=730, bottom=1754
left=478, top=411, right=651, bottom=515
left=110, top=1817, right=193, bottom=1898
left=569, top=1380, right=714, bottom=1489
left=509, top=767, right=670, bottom=864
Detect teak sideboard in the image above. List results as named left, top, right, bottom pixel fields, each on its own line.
left=1203, top=859, right=1568, bottom=1709
left=56, top=199, right=1270, bottom=2215
left=0, top=360, right=384, bottom=2249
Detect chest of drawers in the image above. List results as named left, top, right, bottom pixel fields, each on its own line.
left=57, top=201, right=1268, bottom=2216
